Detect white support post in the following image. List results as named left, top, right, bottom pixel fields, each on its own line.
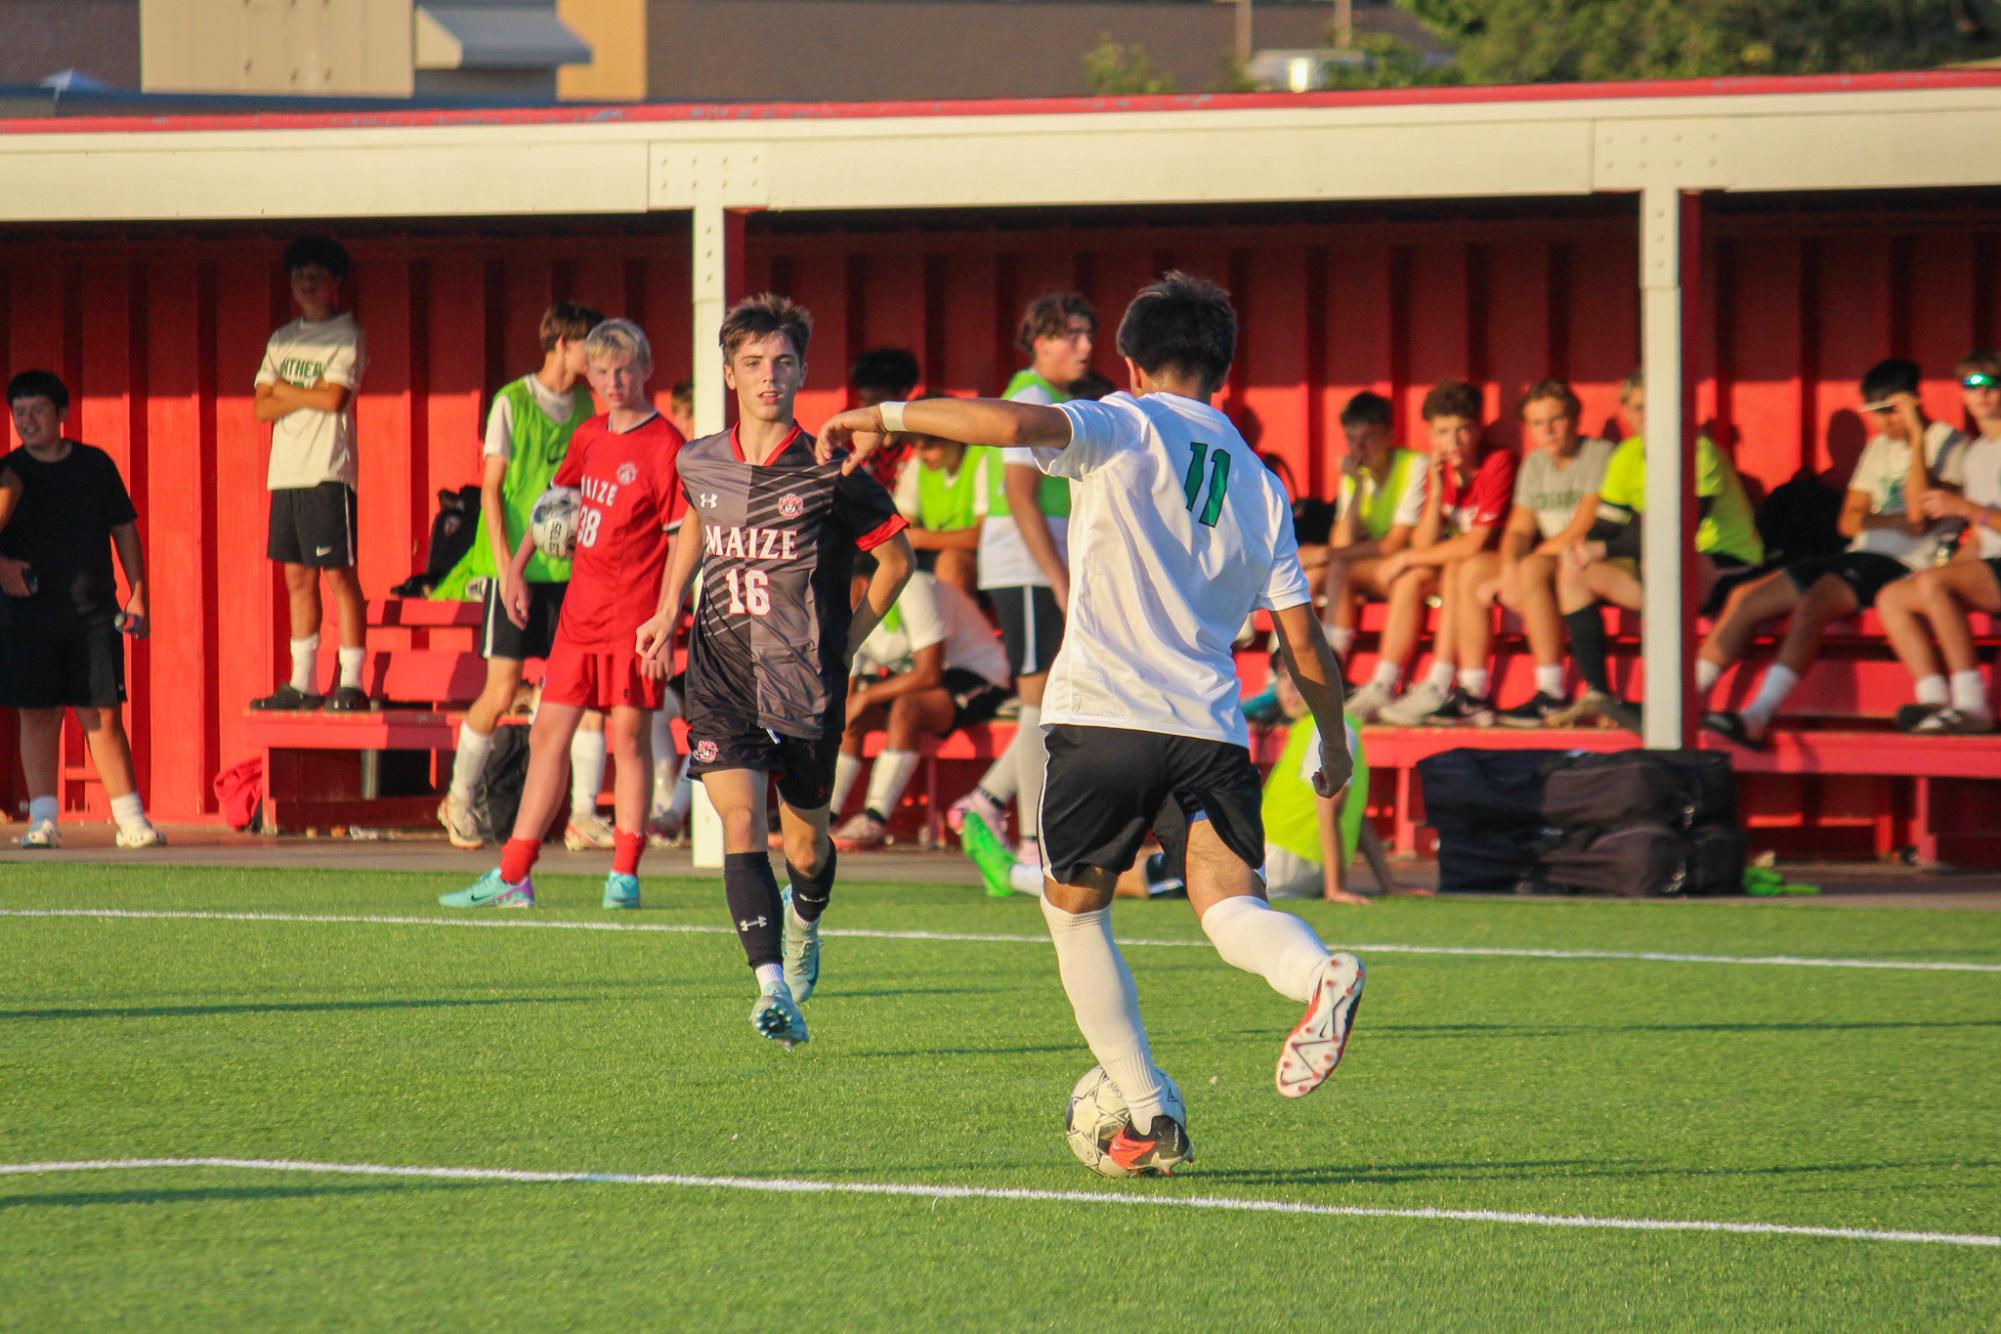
left=688, top=200, right=735, bottom=868
left=1639, top=185, right=1698, bottom=749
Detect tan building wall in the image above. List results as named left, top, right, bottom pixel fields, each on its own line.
left=557, top=0, right=646, bottom=100
left=140, top=0, right=415, bottom=96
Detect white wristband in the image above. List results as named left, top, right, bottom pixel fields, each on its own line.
left=877, top=400, right=908, bottom=434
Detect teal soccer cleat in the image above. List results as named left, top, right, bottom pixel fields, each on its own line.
left=750, top=979, right=809, bottom=1049
left=439, top=870, right=534, bottom=909
left=602, top=872, right=640, bottom=910
left=779, top=886, right=820, bottom=1003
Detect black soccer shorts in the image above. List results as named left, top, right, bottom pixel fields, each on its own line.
left=267, top=482, right=357, bottom=569
left=686, top=706, right=845, bottom=812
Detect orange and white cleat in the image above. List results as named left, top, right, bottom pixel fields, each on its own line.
left=1105, top=1113, right=1193, bottom=1177
left=1276, top=952, right=1365, bottom=1099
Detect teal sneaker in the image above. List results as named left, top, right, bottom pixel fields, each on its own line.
left=959, top=811, right=1019, bottom=899
left=779, top=886, right=820, bottom=1003
left=440, top=869, right=534, bottom=909
left=750, top=979, right=808, bottom=1049
left=602, top=871, right=640, bottom=910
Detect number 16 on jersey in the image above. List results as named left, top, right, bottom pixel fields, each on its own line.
left=724, top=568, right=771, bottom=616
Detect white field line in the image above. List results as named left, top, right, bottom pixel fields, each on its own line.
left=2, top=906, right=1998, bottom=975
left=1, top=1157, right=1994, bottom=1249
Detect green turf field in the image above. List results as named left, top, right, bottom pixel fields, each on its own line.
left=3, top=862, right=1998, bottom=1329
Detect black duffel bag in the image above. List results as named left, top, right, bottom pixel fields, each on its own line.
left=1541, top=749, right=1737, bottom=832
left=1541, top=822, right=1691, bottom=898
left=1417, top=748, right=1564, bottom=836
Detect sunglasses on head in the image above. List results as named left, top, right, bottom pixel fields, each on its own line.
left=1964, top=373, right=1999, bottom=389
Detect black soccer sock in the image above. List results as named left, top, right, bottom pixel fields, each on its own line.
left=723, top=851, right=784, bottom=970
left=785, top=844, right=837, bottom=924
left=1565, top=606, right=1612, bottom=696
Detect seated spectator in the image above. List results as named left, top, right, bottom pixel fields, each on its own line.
left=849, top=346, right=923, bottom=489
left=831, top=568, right=1012, bottom=851
left=1261, top=651, right=1405, bottom=902
left=1701, top=358, right=1966, bottom=748
left=891, top=409, right=988, bottom=599
left=667, top=378, right=695, bottom=439
left=0, top=369, right=163, bottom=849
left=1312, top=390, right=1428, bottom=720
left=1551, top=368, right=1765, bottom=730
left=1376, top=380, right=1517, bottom=726
left=1873, top=351, right=2001, bottom=733
left=1068, top=369, right=1118, bottom=401
left=1473, top=380, right=1614, bottom=726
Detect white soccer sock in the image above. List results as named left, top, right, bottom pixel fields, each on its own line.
left=1914, top=674, right=1949, bottom=708
left=569, top=728, right=607, bottom=819
left=1040, top=896, right=1164, bottom=1127
left=754, top=962, right=784, bottom=991
left=669, top=771, right=692, bottom=820
left=109, top=792, right=147, bottom=833
left=978, top=732, right=1021, bottom=804
left=1010, top=862, right=1046, bottom=896
left=289, top=634, right=320, bottom=694
left=649, top=712, right=680, bottom=817
left=831, top=752, right=863, bottom=815
left=1015, top=705, right=1045, bottom=839
left=1424, top=659, right=1456, bottom=693
left=448, top=725, right=494, bottom=804
left=28, top=795, right=59, bottom=826
left=1740, top=664, right=1800, bottom=731
left=1326, top=625, right=1356, bottom=658
left=337, top=645, right=365, bottom=691
left=1369, top=660, right=1400, bottom=691
left=1695, top=657, right=1722, bottom=694
left=1534, top=663, right=1565, bottom=699
left=1458, top=666, right=1491, bottom=699
left=1950, top=669, right=1989, bottom=714
left=1200, top=894, right=1330, bottom=1004
left=866, top=748, right=920, bottom=821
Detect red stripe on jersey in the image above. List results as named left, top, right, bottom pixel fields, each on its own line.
left=854, top=513, right=908, bottom=553
left=729, top=420, right=805, bottom=466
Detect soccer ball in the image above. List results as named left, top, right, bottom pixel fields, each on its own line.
left=1064, top=1064, right=1185, bottom=1179
left=529, top=487, right=584, bottom=561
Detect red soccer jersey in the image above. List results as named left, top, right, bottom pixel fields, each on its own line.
left=552, top=412, right=686, bottom=651
left=1439, top=448, right=1518, bottom=537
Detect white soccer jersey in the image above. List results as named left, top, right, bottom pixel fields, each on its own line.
left=256, top=311, right=365, bottom=490
left=1034, top=391, right=1310, bottom=748
left=854, top=571, right=1011, bottom=688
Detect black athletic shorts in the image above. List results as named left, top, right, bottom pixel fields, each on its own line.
left=989, top=584, right=1064, bottom=678
left=1783, top=551, right=1912, bottom=608
left=481, top=579, right=567, bottom=661
left=1700, top=553, right=1759, bottom=618
left=686, top=706, right=844, bottom=812
left=1040, top=723, right=1265, bottom=886
left=942, top=667, right=1009, bottom=732
left=267, top=482, right=357, bottom=568
left=0, top=616, right=125, bottom=709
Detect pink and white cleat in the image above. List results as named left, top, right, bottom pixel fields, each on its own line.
left=1276, top=953, right=1365, bottom=1098
left=946, top=787, right=1006, bottom=838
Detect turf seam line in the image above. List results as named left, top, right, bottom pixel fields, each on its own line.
left=2, top=1158, right=1994, bottom=1249
left=5, top=907, right=1999, bottom=975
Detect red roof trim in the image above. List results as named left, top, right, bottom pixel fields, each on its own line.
left=5, top=70, right=2000, bottom=136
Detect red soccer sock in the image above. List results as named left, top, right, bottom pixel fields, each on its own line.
left=613, top=829, right=645, bottom=877
left=500, top=836, right=542, bottom=885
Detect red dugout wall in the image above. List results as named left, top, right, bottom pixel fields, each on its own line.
left=4, top=196, right=1999, bottom=822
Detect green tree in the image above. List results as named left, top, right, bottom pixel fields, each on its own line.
left=1082, top=33, right=1179, bottom=95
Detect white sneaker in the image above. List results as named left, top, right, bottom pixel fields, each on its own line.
left=1376, top=681, right=1451, bottom=726
left=19, top=819, right=59, bottom=849
left=946, top=787, right=1006, bottom=837
left=436, top=796, right=482, bottom=850
left=1343, top=680, right=1395, bottom=723
left=1277, top=953, right=1365, bottom=1099
left=114, top=821, right=166, bottom=849
left=831, top=810, right=888, bottom=851
left=564, top=812, right=617, bottom=851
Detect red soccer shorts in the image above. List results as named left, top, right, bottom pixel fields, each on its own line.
left=540, top=635, right=665, bottom=712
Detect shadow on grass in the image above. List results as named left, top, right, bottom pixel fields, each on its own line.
left=1195, top=1156, right=2001, bottom=1188
left=853, top=1043, right=1079, bottom=1059
left=1364, top=1018, right=2001, bottom=1039
left=0, top=994, right=613, bottom=1022
left=0, top=1180, right=489, bottom=1210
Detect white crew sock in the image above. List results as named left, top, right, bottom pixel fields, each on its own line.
left=754, top=962, right=784, bottom=991
left=1458, top=666, right=1491, bottom=699
left=1040, top=896, right=1164, bottom=1127
left=1010, top=862, right=1046, bottom=896
left=1914, top=674, right=1949, bottom=708
left=1695, top=658, right=1722, bottom=694
left=831, top=752, right=863, bottom=815
left=1015, top=705, right=1045, bottom=839
left=28, top=795, right=59, bottom=826
left=1369, top=659, right=1400, bottom=691
left=1950, top=669, right=1989, bottom=714
left=669, top=771, right=692, bottom=820
left=1326, top=625, right=1356, bottom=658
left=109, top=791, right=147, bottom=833
left=1534, top=663, right=1565, bottom=699
left=337, top=645, right=365, bottom=691
left=866, top=748, right=921, bottom=821
left=1740, top=664, right=1800, bottom=731
left=1199, top=894, right=1331, bottom=1004
left=1423, top=659, right=1456, bottom=693
left=448, top=725, right=494, bottom=804
left=289, top=634, right=320, bottom=694
left=569, top=728, right=607, bottom=819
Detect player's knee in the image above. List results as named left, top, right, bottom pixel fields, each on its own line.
left=719, top=806, right=760, bottom=848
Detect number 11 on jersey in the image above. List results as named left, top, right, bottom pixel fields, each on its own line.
left=1181, top=442, right=1231, bottom=527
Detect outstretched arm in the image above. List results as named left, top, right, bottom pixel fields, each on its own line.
left=822, top=399, right=1072, bottom=473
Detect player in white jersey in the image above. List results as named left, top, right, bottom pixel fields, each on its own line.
left=826, top=273, right=1364, bottom=1175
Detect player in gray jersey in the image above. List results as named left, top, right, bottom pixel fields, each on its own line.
left=640, top=295, right=912, bottom=1050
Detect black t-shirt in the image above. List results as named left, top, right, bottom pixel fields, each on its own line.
left=1292, top=496, right=1337, bottom=546
left=0, top=442, right=138, bottom=630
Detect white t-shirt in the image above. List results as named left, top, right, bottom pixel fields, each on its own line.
left=256, top=311, right=365, bottom=490
left=975, top=379, right=1068, bottom=589
left=1035, top=392, right=1311, bottom=748
left=1845, top=420, right=1968, bottom=569
left=483, top=374, right=586, bottom=459
left=1959, top=435, right=2001, bottom=559
left=853, top=572, right=1011, bottom=688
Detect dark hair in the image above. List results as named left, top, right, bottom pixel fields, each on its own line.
left=1518, top=378, right=1581, bottom=420
left=1861, top=357, right=1922, bottom=404
left=670, top=379, right=695, bottom=411
left=1068, top=369, right=1117, bottom=401
left=1958, top=349, right=2001, bottom=381
left=1340, top=390, right=1393, bottom=430
left=6, top=369, right=68, bottom=412
left=849, top=347, right=920, bottom=397
left=1016, top=292, right=1098, bottom=355
left=539, top=301, right=603, bottom=352
left=1421, top=379, right=1482, bottom=423
left=282, top=234, right=351, bottom=280
left=720, top=292, right=812, bottom=361
left=1114, top=272, right=1236, bottom=394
